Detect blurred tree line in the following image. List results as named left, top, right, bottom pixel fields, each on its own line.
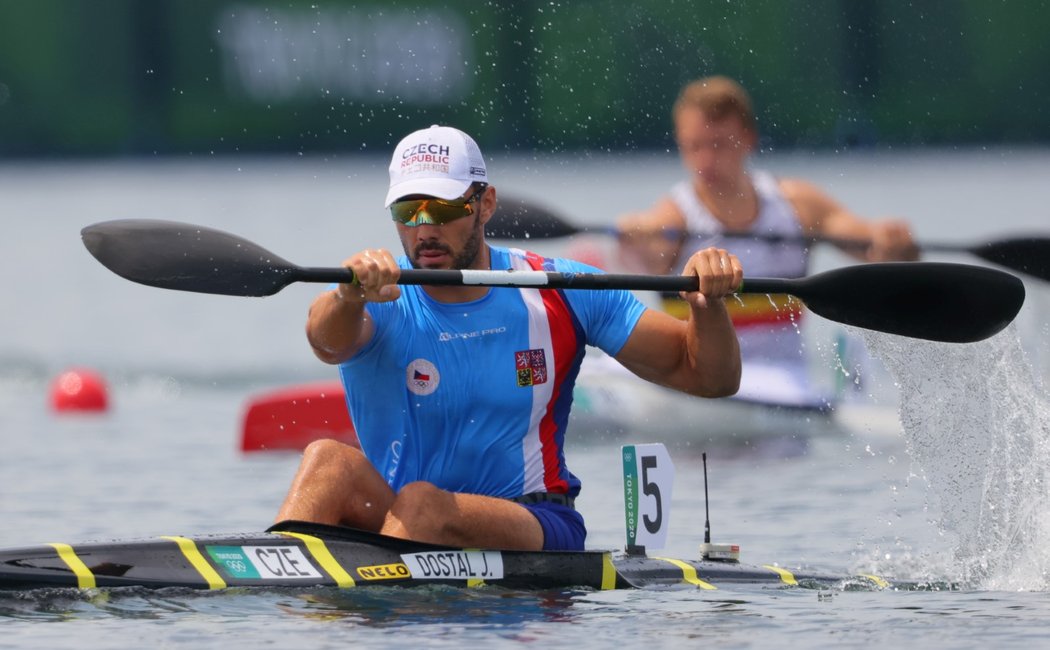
left=0, top=0, right=1047, bottom=157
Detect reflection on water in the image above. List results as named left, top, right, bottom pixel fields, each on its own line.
left=0, top=584, right=581, bottom=627
left=0, top=578, right=947, bottom=625
left=289, top=586, right=580, bottom=628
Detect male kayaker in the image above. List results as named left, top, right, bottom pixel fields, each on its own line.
left=275, top=124, right=744, bottom=551
left=613, top=76, right=919, bottom=405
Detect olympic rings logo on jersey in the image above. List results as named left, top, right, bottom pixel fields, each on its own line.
left=405, top=359, right=440, bottom=396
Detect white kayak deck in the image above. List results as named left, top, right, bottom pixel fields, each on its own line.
left=569, top=351, right=901, bottom=446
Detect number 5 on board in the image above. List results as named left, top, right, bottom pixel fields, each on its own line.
left=622, top=443, right=674, bottom=552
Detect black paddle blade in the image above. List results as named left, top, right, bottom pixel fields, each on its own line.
left=82, top=219, right=300, bottom=297
left=970, top=236, right=1050, bottom=282
left=486, top=196, right=582, bottom=239
left=784, top=262, right=1026, bottom=343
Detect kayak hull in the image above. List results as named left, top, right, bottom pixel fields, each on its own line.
left=0, top=521, right=885, bottom=592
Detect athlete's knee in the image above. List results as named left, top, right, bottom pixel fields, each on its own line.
left=301, top=438, right=365, bottom=471
left=386, top=482, right=450, bottom=538
left=393, top=481, right=445, bottom=511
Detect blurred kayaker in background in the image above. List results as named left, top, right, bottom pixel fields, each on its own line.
left=612, top=76, right=919, bottom=407
left=617, top=75, right=919, bottom=280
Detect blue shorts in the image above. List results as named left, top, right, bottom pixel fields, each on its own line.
left=520, top=501, right=587, bottom=551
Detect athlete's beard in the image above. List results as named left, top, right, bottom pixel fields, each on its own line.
left=406, top=213, right=484, bottom=270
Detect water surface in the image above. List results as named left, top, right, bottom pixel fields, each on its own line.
left=1, top=149, right=1049, bottom=647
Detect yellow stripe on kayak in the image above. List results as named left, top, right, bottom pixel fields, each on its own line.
left=762, top=564, right=798, bottom=585
left=653, top=557, right=717, bottom=590
left=161, top=536, right=227, bottom=589
left=274, top=531, right=356, bottom=588
left=859, top=573, right=890, bottom=589
left=48, top=543, right=95, bottom=589
left=600, top=552, right=617, bottom=590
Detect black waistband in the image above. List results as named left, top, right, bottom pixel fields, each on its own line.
left=509, top=492, right=575, bottom=509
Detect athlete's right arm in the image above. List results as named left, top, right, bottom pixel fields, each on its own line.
left=306, top=249, right=402, bottom=365
left=613, top=247, right=742, bottom=398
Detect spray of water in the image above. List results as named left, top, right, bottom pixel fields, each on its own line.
left=863, top=323, right=1050, bottom=590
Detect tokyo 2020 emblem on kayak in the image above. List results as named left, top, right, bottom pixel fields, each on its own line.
left=406, top=359, right=440, bottom=396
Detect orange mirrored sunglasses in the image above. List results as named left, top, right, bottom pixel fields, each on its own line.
left=390, top=185, right=487, bottom=226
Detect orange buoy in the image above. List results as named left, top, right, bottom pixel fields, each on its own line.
left=50, top=368, right=109, bottom=413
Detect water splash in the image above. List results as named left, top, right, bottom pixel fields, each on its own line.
left=863, top=323, right=1050, bottom=590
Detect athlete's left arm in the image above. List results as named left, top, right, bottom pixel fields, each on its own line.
left=613, top=248, right=742, bottom=398
left=780, top=178, right=918, bottom=262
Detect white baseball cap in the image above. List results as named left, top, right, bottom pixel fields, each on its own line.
left=384, top=125, right=488, bottom=207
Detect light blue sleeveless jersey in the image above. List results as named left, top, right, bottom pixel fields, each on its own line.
left=337, top=245, right=646, bottom=499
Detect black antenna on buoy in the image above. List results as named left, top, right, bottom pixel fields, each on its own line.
left=703, top=452, right=711, bottom=545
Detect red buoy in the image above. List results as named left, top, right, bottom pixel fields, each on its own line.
left=50, top=368, right=109, bottom=413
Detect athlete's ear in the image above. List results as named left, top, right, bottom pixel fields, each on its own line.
left=479, top=185, right=497, bottom=227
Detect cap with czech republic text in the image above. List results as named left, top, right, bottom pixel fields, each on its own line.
left=384, top=125, right=488, bottom=207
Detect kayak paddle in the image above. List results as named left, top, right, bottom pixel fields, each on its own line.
left=82, top=218, right=1025, bottom=343
left=486, top=198, right=1050, bottom=283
